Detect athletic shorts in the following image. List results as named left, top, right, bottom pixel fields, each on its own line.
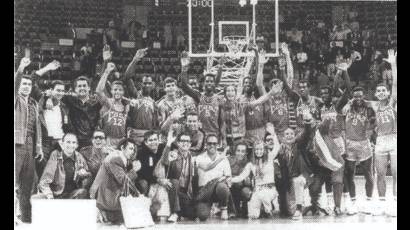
left=333, top=136, right=346, bottom=156
left=345, top=139, right=372, bottom=162
left=375, top=134, right=397, bottom=156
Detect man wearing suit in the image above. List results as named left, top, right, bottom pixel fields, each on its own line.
left=90, top=138, right=141, bottom=224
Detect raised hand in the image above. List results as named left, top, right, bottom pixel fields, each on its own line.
left=259, top=50, right=270, bottom=65
left=105, top=62, right=116, bottom=73
left=180, top=51, right=190, bottom=67
left=281, top=43, right=290, bottom=56
left=45, top=60, right=61, bottom=71
left=132, top=160, right=142, bottom=172
left=383, top=49, right=397, bottom=64
left=167, top=128, right=177, bottom=147
left=19, top=57, right=31, bottom=70
left=270, top=79, right=283, bottom=95
left=103, top=44, right=112, bottom=61
left=170, top=107, right=185, bottom=120
left=129, top=99, right=139, bottom=107
left=337, top=59, right=351, bottom=72
left=134, top=48, right=148, bottom=60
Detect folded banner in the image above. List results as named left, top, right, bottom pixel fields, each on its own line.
left=314, top=129, right=344, bottom=171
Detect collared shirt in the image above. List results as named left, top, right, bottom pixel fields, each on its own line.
left=195, top=152, right=231, bottom=187
left=62, top=153, right=77, bottom=194
left=44, top=104, right=64, bottom=139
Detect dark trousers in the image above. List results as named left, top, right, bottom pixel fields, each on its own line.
left=230, top=183, right=251, bottom=217
left=136, top=179, right=150, bottom=196
left=195, top=181, right=231, bottom=221
left=343, top=157, right=374, bottom=198
left=275, top=175, right=296, bottom=217
left=15, top=139, right=35, bottom=223
left=309, top=166, right=344, bottom=208
left=168, top=179, right=195, bottom=219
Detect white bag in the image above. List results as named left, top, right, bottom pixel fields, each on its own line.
left=120, top=195, right=155, bottom=229
left=119, top=179, right=155, bottom=229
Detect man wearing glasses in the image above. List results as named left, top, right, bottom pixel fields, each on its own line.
left=195, top=134, right=232, bottom=221
left=80, top=130, right=112, bottom=183
left=157, top=129, right=196, bottom=222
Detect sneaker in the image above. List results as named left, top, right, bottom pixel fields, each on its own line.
left=347, top=202, right=358, bottom=215
left=167, top=213, right=179, bottom=223
left=361, top=199, right=374, bottom=215
left=341, top=194, right=350, bottom=213
left=334, top=207, right=343, bottom=216
left=292, top=210, right=303, bottom=220
left=220, top=209, right=229, bottom=220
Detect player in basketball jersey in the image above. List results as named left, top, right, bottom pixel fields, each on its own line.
left=342, top=86, right=376, bottom=215
left=179, top=51, right=224, bottom=139
left=313, top=63, right=352, bottom=215
left=264, top=43, right=300, bottom=138
left=367, top=50, right=397, bottom=216
left=296, top=80, right=322, bottom=127
left=157, top=77, right=186, bottom=134
left=96, top=63, right=129, bottom=148
left=125, top=49, right=159, bottom=145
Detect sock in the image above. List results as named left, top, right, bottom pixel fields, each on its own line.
left=379, top=197, right=386, bottom=202
left=351, top=197, right=356, bottom=203
left=296, top=204, right=302, bottom=211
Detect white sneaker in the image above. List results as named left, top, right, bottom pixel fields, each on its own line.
left=341, top=194, right=350, bottom=213
left=326, top=195, right=335, bottom=215
left=385, top=202, right=397, bottom=217
left=220, top=209, right=229, bottom=220
left=372, top=200, right=386, bottom=216
left=361, top=199, right=374, bottom=215
left=167, top=213, right=179, bottom=223
left=292, top=210, right=303, bottom=220
left=347, top=201, right=358, bottom=215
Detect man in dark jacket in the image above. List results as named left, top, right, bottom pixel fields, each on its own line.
left=136, top=130, right=165, bottom=195
left=156, top=129, right=195, bottom=222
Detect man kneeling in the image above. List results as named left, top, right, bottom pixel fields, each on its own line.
left=32, top=133, right=91, bottom=199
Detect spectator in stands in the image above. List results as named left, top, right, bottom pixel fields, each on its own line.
left=90, top=138, right=141, bottom=224
left=136, top=131, right=165, bottom=195
left=157, top=129, right=196, bottom=222
left=103, top=20, right=120, bottom=55
left=33, top=133, right=91, bottom=199
left=288, top=27, right=303, bottom=45
left=37, top=80, right=72, bottom=178
left=80, top=130, right=111, bottom=182
left=175, top=22, right=185, bottom=50
left=14, top=57, right=44, bottom=223
left=195, top=134, right=232, bottom=221
left=164, top=22, right=173, bottom=48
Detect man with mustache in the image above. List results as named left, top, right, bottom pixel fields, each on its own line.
left=125, top=48, right=160, bottom=146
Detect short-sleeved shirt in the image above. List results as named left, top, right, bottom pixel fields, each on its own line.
left=100, top=99, right=129, bottom=140
left=195, top=153, right=231, bottom=187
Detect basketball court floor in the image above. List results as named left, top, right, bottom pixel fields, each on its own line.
left=15, top=177, right=397, bottom=230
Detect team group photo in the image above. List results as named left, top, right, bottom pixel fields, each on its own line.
left=14, top=0, right=397, bottom=229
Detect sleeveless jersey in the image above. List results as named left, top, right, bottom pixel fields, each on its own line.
left=239, top=95, right=266, bottom=131
left=265, top=93, right=290, bottom=133
left=100, top=99, right=128, bottom=139
left=375, top=102, right=397, bottom=136
left=128, top=97, right=158, bottom=130
left=198, top=94, right=222, bottom=135
left=345, top=106, right=371, bottom=141
left=157, top=97, right=185, bottom=124
left=221, top=99, right=246, bottom=138
left=319, top=103, right=344, bottom=138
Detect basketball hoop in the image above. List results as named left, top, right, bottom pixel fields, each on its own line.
left=222, top=36, right=249, bottom=55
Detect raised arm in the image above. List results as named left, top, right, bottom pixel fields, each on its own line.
left=215, top=57, right=224, bottom=87
left=15, top=58, right=31, bottom=98
left=96, top=62, right=115, bottom=105
left=282, top=43, right=294, bottom=89
left=249, top=79, right=282, bottom=107
left=31, top=60, right=61, bottom=101
left=265, top=124, right=281, bottom=161
left=124, top=48, right=148, bottom=98
left=179, top=52, right=201, bottom=103
left=335, top=63, right=352, bottom=112
left=384, top=49, right=397, bottom=105
left=255, top=49, right=268, bottom=95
